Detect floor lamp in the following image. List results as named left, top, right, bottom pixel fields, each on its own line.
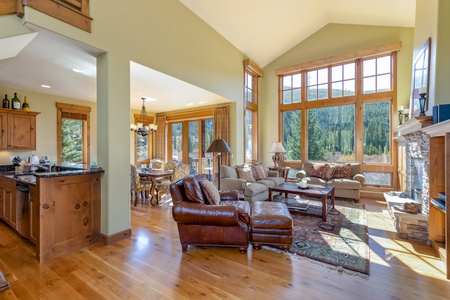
left=206, top=138, right=232, bottom=190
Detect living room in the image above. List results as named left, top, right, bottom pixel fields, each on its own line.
left=1, top=0, right=450, bottom=298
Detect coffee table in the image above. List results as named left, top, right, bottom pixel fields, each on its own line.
left=268, top=182, right=335, bottom=221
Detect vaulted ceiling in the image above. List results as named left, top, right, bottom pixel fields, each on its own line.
left=0, top=1, right=416, bottom=111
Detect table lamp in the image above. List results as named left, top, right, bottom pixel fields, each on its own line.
left=269, top=142, right=286, bottom=167
left=206, top=138, right=232, bottom=190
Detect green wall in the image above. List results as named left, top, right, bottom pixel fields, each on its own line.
left=260, top=23, right=414, bottom=167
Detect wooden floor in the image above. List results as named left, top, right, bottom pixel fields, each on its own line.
left=0, top=196, right=449, bottom=299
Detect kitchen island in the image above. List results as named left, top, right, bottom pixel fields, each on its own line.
left=0, top=165, right=104, bottom=263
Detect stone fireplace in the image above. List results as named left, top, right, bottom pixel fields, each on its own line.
left=405, top=131, right=430, bottom=215
left=385, top=130, right=431, bottom=244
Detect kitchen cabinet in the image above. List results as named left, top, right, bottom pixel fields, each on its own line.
left=0, top=108, right=40, bottom=150
left=2, top=177, right=16, bottom=229
left=29, top=184, right=38, bottom=245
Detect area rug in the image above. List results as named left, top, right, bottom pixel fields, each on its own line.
left=268, top=197, right=370, bottom=276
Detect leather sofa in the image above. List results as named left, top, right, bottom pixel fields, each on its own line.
left=170, top=174, right=251, bottom=253
left=296, top=161, right=365, bottom=202
left=218, top=163, right=285, bottom=202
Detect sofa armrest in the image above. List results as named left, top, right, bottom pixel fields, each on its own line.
left=267, top=170, right=279, bottom=177
left=296, top=170, right=307, bottom=179
left=172, top=202, right=238, bottom=226
left=218, top=178, right=246, bottom=192
left=219, top=190, right=239, bottom=201
left=353, top=174, right=366, bottom=185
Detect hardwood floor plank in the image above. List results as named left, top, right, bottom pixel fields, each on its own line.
left=0, top=197, right=449, bottom=299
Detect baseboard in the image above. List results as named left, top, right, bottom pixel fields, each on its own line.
left=99, top=228, right=132, bottom=245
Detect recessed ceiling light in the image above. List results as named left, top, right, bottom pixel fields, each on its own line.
left=143, top=97, right=157, bottom=102
left=186, top=103, right=194, bottom=106
left=72, top=68, right=84, bottom=73
left=198, top=101, right=206, bottom=104
left=41, top=85, right=51, bottom=88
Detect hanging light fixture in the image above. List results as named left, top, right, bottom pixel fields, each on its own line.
left=130, top=97, right=158, bottom=136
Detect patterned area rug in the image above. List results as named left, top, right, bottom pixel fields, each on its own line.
left=268, top=197, right=370, bottom=276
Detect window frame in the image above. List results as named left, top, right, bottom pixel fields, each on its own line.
left=133, top=113, right=154, bottom=166
left=276, top=42, right=400, bottom=191
left=56, top=102, right=91, bottom=165
left=244, top=59, right=263, bottom=163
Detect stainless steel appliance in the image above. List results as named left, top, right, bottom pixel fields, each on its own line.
left=16, top=182, right=30, bottom=239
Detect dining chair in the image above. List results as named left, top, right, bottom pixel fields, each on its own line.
left=130, top=164, right=152, bottom=206
left=155, top=163, right=190, bottom=204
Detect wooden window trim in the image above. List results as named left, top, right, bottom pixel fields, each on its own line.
left=276, top=41, right=402, bottom=75
left=56, top=102, right=90, bottom=165
left=244, top=60, right=262, bottom=162
left=278, top=51, right=398, bottom=188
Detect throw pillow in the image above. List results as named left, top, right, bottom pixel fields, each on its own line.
left=199, top=179, right=221, bottom=205
left=236, top=166, right=255, bottom=182
left=183, top=176, right=206, bottom=204
left=309, top=163, right=330, bottom=180
left=252, top=164, right=267, bottom=181
left=331, top=163, right=352, bottom=179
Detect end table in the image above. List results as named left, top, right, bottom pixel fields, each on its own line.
left=268, top=166, right=290, bottom=180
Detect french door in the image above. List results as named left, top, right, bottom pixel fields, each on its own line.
left=168, top=119, right=214, bottom=175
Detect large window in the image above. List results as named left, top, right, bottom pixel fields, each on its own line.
left=56, top=102, right=91, bottom=165
left=132, top=113, right=154, bottom=166
left=244, top=59, right=263, bottom=162
left=277, top=44, right=399, bottom=189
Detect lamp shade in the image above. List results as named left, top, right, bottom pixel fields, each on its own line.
left=206, top=138, right=232, bottom=153
left=269, top=142, right=286, bottom=153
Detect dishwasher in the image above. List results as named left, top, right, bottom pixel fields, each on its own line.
left=16, top=182, right=31, bottom=240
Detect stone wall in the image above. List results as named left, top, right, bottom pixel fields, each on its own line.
left=405, top=131, right=430, bottom=215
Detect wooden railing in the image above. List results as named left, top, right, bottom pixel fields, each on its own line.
left=0, top=0, right=92, bottom=32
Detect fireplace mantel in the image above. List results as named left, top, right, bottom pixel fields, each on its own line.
left=394, top=116, right=433, bottom=139
left=422, top=119, right=450, bottom=137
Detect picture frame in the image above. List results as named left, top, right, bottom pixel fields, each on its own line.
left=409, top=38, right=431, bottom=118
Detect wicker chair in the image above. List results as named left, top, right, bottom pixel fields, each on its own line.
left=130, top=164, right=152, bottom=206
left=155, top=164, right=190, bottom=204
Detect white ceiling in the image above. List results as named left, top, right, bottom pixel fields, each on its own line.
left=0, top=0, right=415, bottom=112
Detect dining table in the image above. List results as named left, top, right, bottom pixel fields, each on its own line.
left=138, top=168, right=173, bottom=205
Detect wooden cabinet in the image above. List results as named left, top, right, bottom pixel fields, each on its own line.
left=0, top=108, right=40, bottom=150
left=29, top=184, right=39, bottom=245
left=2, top=177, right=16, bottom=229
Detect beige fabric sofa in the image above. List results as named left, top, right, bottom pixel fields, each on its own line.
left=218, top=164, right=285, bottom=202
left=296, top=161, right=365, bottom=201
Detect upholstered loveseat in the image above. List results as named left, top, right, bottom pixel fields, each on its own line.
left=218, top=163, right=285, bottom=202
left=296, top=161, right=365, bottom=202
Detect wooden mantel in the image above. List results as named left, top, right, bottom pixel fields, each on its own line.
left=394, top=116, right=433, bottom=140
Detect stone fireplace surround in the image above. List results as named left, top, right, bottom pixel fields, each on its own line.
left=386, top=121, right=433, bottom=244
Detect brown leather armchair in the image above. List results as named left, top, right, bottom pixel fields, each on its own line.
left=170, top=174, right=250, bottom=254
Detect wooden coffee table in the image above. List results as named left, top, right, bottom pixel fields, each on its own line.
left=268, top=182, right=335, bottom=221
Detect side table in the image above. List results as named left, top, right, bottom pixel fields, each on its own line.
left=268, top=166, right=290, bottom=180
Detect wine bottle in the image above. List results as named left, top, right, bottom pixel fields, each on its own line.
left=22, top=96, right=30, bottom=111
left=2, top=94, right=9, bottom=109
left=11, top=93, right=20, bottom=110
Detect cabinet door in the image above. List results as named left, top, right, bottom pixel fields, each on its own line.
left=7, top=114, right=36, bottom=150
left=3, top=187, right=15, bottom=227
left=0, top=113, right=7, bottom=149
left=29, top=185, right=39, bottom=245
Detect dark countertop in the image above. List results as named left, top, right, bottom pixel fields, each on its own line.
left=0, top=164, right=105, bottom=186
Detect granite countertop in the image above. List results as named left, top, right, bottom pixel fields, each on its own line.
left=0, top=164, right=105, bottom=185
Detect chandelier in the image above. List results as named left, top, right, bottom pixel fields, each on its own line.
left=130, top=97, right=157, bottom=136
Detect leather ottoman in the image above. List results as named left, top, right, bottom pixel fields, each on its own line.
left=250, top=201, right=293, bottom=250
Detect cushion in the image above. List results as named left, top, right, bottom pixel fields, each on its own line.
left=183, top=176, right=206, bottom=204
left=236, top=167, right=255, bottom=182
left=331, top=163, right=352, bottom=179
left=309, top=163, right=330, bottom=180
left=199, top=179, right=221, bottom=205
left=252, top=164, right=267, bottom=181
left=221, top=165, right=238, bottom=179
